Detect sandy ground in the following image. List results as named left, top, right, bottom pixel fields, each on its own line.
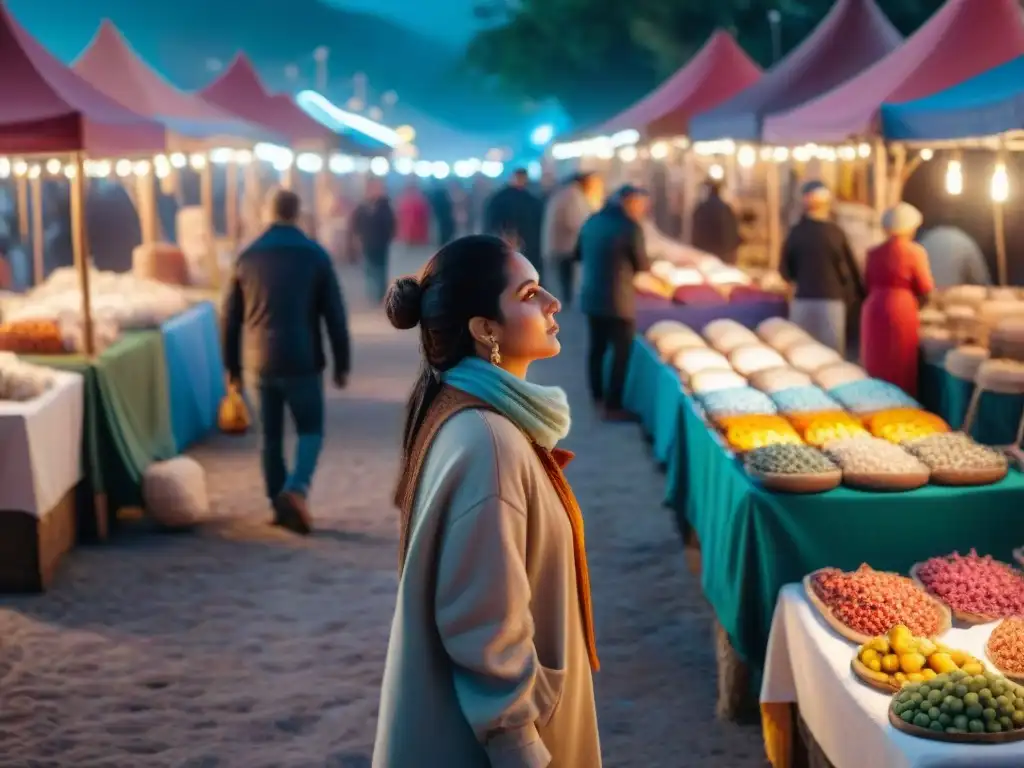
left=0, top=246, right=767, bottom=767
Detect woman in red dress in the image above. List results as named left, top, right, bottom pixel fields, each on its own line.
left=860, top=202, right=935, bottom=396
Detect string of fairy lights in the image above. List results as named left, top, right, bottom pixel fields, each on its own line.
left=552, top=132, right=1012, bottom=203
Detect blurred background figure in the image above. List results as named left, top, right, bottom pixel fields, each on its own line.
left=691, top=178, right=741, bottom=266
left=577, top=184, right=651, bottom=422
left=918, top=223, right=991, bottom=288
left=396, top=180, right=430, bottom=248
left=542, top=171, right=601, bottom=307
left=861, top=202, right=934, bottom=396
left=351, top=178, right=396, bottom=304
left=483, top=167, right=544, bottom=282
left=426, top=181, right=455, bottom=246
left=781, top=180, right=863, bottom=357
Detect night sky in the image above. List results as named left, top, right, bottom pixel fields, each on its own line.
left=324, top=0, right=481, bottom=47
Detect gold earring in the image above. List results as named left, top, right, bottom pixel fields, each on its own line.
left=487, top=335, right=502, bottom=365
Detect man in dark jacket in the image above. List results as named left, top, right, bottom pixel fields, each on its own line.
left=483, top=167, right=544, bottom=282
left=577, top=184, right=651, bottom=421
left=427, top=182, right=456, bottom=246
left=223, top=188, right=351, bottom=534
left=352, top=178, right=396, bottom=304
left=691, top=178, right=741, bottom=264
left=780, top=180, right=864, bottom=357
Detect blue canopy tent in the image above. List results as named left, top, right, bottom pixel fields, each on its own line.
left=882, top=55, right=1024, bottom=141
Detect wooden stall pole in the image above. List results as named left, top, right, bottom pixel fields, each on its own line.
left=69, top=152, right=96, bottom=358
left=681, top=149, right=696, bottom=244
left=16, top=174, right=29, bottom=241
left=994, top=201, right=1008, bottom=287
left=199, top=163, right=218, bottom=289
left=889, top=144, right=907, bottom=206
left=872, top=140, right=888, bottom=216
left=766, top=161, right=782, bottom=271
left=30, top=174, right=44, bottom=285
left=135, top=172, right=160, bottom=245
left=225, top=161, right=239, bottom=251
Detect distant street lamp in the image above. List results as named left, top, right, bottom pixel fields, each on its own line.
left=382, top=90, right=398, bottom=107
left=313, top=46, right=329, bottom=92
left=368, top=106, right=383, bottom=121
left=767, top=9, right=782, bottom=63
left=285, top=64, right=300, bottom=82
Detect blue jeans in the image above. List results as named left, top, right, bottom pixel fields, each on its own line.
left=364, top=246, right=389, bottom=304
left=245, top=373, right=325, bottom=500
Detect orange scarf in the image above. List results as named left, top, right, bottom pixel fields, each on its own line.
left=395, top=386, right=599, bottom=671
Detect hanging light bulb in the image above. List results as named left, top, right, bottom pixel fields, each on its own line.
left=618, top=146, right=638, bottom=163
left=45, top=158, right=62, bottom=175
left=857, top=143, right=872, bottom=159
left=737, top=145, right=756, bottom=168
left=133, top=160, right=151, bottom=177
left=169, top=152, right=188, bottom=169
left=991, top=161, right=1009, bottom=203
left=650, top=142, right=669, bottom=160
left=708, top=164, right=725, bottom=181
left=920, top=148, right=934, bottom=161
left=115, top=159, right=133, bottom=178
left=189, top=153, right=208, bottom=170
left=945, top=159, right=963, bottom=196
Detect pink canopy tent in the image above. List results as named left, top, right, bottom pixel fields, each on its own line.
left=594, top=31, right=762, bottom=139
left=0, top=4, right=165, bottom=155
left=72, top=21, right=279, bottom=144
left=200, top=55, right=369, bottom=155
left=689, top=0, right=903, bottom=142
left=764, top=0, right=1024, bottom=143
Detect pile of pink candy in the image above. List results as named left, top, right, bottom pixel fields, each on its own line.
left=915, top=549, right=1024, bottom=618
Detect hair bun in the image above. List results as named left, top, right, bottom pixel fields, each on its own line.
left=385, top=276, right=423, bottom=330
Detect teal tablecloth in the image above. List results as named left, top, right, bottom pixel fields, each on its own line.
left=621, top=337, right=685, bottom=465
left=161, top=302, right=226, bottom=452
left=659, top=352, right=1024, bottom=672
left=919, top=361, right=1024, bottom=446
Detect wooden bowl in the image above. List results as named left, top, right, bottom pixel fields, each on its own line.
left=909, top=562, right=1002, bottom=626
left=803, top=569, right=952, bottom=645
left=930, top=465, right=1009, bottom=487
left=850, top=657, right=899, bottom=693
left=985, top=622, right=1024, bottom=684
left=889, top=706, right=1024, bottom=743
left=842, top=469, right=930, bottom=492
left=747, top=469, right=842, bottom=494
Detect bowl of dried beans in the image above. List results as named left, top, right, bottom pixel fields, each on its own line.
left=804, top=564, right=951, bottom=644
left=911, top=550, right=1024, bottom=624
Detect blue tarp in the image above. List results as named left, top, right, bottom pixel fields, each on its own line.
left=882, top=55, right=1024, bottom=140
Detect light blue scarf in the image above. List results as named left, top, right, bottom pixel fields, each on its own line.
left=441, top=356, right=571, bottom=449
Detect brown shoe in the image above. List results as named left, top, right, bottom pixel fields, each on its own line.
left=273, top=491, right=312, bottom=535
left=602, top=407, right=636, bottom=423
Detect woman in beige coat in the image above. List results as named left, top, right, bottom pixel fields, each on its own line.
left=374, top=234, right=601, bottom=767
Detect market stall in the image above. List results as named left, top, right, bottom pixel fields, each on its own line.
left=762, top=584, right=1024, bottom=768
left=0, top=359, right=84, bottom=591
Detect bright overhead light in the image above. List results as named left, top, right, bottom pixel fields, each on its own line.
left=945, top=159, right=963, bottom=196
left=329, top=154, right=355, bottom=175
left=991, top=161, right=1009, bottom=203
left=708, top=163, right=725, bottom=181
left=296, top=89, right=401, bottom=147
left=530, top=123, right=554, bottom=147
left=431, top=161, right=450, bottom=179
left=414, top=160, right=433, bottom=178
left=296, top=153, right=324, bottom=173
left=370, top=157, right=390, bottom=176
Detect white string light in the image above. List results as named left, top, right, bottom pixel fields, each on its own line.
left=945, top=159, right=963, bottom=196
left=991, top=161, right=1009, bottom=203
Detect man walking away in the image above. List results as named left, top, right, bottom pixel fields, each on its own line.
left=781, top=180, right=864, bottom=357
left=578, top=184, right=651, bottom=422
left=222, top=188, right=351, bottom=535
left=427, top=182, right=456, bottom=246
left=352, top=178, right=396, bottom=304
left=691, top=178, right=741, bottom=265
left=919, top=224, right=991, bottom=288
left=543, top=171, right=603, bottom=307
left=483, top=167, right=544, bottom=282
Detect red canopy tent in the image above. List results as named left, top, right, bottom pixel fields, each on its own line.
left=764, top=0, right=1024, bottom=143
left=595, top=31, right=762, bottom=139
left=200, top=55, right=368, bottom=155
left=72, top=21, right=278, bottom=145
left=689, top=0, right=903, bottom=142
left=0, top=4, right=165, bottom=155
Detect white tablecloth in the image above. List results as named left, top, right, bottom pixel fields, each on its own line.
left=762, top=583, right=1024, bottom=768
left=0, top=372, right=84, bottom=516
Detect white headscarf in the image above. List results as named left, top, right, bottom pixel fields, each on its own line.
left=882, top=202, right=923, bottom=236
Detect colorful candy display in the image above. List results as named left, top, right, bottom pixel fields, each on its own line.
left=697, top=386, right=777, bottom=419
left=915, top=550, right=1024, bottom=619
left=828, top=378, right=921, bottom=414
left=717, top=415, right=803, bottom=453
left=790, top=411, right=869, bottom=447
left=864, top=409, right=951, bottom=444
left=988, top=618, right=1024, bottom=676
left=770, top=385, right=843, bottom=415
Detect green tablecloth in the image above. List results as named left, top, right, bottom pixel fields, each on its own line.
left=621, top=337, right=685, bottom=465
left=919, top=361, right=1024, bottom=446
left=663, top=353, right=1024, bottom=672
left=23, top=330, right=175, bottom=532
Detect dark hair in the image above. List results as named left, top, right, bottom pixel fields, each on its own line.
left=271, top=188, right=301, bottom=222
left=385, top=234, right=513, bottom=456
left=512, top=168, right=528, bottom=178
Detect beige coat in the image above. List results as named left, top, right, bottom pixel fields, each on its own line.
left=373, top=409, right=601, bottom=768
left=542, top=183, right=592, bottom=263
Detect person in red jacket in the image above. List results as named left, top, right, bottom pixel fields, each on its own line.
left=396, top=181, right=430, bottom=247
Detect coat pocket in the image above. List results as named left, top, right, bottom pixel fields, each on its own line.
left=534, top=663, right=566, bottom=728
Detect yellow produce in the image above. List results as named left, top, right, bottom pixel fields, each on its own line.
left=949, top=650, right=968, bottom=667
left=907, top=672, right=925, bottom=683
left=867, top=637, right=890, bottom=654
left=900, top=653, right=927, bottom=674
left=928, top=653, right=957, bottom=674
left=860, top=648, right=881, bottom=666
left=881, top=654, right=900, bottom=674
left=916, top=638, right=937, bottom=657
left=962, top=661, right=985, bottom=676
left=921, top=669, right=937, bottom=681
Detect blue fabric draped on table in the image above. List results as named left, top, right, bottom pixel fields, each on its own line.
left=619, top=337, right=685, bottom=465
left=634, top=295, right=786, bottom=333
left=160, top=302, right=226, bottom=452
left=918, top=361, right=1024, bottom=446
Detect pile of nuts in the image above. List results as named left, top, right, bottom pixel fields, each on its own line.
left=810, top=564, right=945, bottom=637
left=744, top=443, right=837, bottom=475
left=916, top=550, right=1024, bottom=618
left=822, top=436, right=929, bottom=475
left=988, top=618, right=1024, bottom=675
left=903, top=432, right=1009, bottom=473
left=770, top=385, right=842, bottom=414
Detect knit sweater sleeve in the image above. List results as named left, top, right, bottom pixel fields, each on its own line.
left=431, top=412, right=551, bottom=768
